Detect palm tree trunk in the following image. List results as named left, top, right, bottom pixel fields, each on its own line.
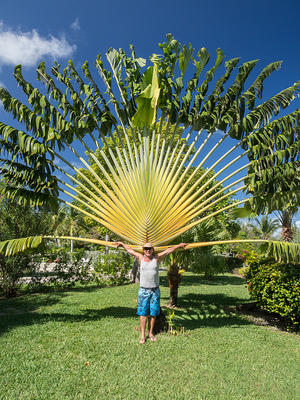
left=280, top=210, right=295, bottom=242
left=282, top=225, right=293, bottom=242
left=167, top=264, right=182, bottom=308
left=168, top=283, right=179, bottom=308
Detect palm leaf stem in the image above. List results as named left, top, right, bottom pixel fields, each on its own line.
left=155, top=120, right=176, bottom=170
left=58, top=187, right=143, bottom=240
left=88, top=151, right=146, bottom=222
left=194, top=178, right=246, bottom=210
left=54, top=154, right=147, bottom=230
left=153, top=119, right=170, bottom=165
left=178, top=155, right=249, bottom=212
left=1, top=236, right=298, bottom=264
left=182, top=185, right=245, bottom=222
left=168, top=127, right=203, bottom=179
left=63, top=201, right=143, bottom=244
left=56, top=165, right=154, bottom=243
left=148, top=183, right=246, bottom=244
left=153, top=199, right=247, bottom=245
left=149, top=153, right=249, bottom=230
left=182, top=138, right=248, bottom=197
left=68, top=141, right=145, bottom=221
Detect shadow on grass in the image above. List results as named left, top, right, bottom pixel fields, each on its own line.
left=167, top=292, right=252, bottom=330
left=181, top=274, right=245, bottom=286
left=0, top=274, right=250, bottom=336
left=0, top=304, right=136, bottom=336
left=160, top=274, right=245, bottom=288
left=160, top=274, right=251, bottom=330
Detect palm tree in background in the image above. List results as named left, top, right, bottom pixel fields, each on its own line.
left=248, top=216, right=280, bottom=240
left=55, top=207, right=86, bottom=252
left=274, top=207, right=298, bottom=242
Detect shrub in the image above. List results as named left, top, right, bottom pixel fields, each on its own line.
left=191, top=253, right=226, bottom=279
left=0, top=198, right=51, bottom=297
left=0, top=254, right=31, bottom=297
left=245, top=260, right=300, bottom=330
left=224, top=256, right=243, bottom=272
left=26, top=248, right=95, bottom=292
left=93, top=250, right=132, bottom=285
left=238, top=266, right=249, bottom=278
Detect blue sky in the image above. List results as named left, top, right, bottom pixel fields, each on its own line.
left=0, top=0, right=299, bottom=225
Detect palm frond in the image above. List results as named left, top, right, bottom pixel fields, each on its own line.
left=264, top=240, right=300, bottom=264
left=0, top=236, right=43, bottom=256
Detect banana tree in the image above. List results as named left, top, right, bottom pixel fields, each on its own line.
left=0, top=34, right=299, bottom=264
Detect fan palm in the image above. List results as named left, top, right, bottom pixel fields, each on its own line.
left=248, top=216, right=280, bottom=240
left=54, top=206, right=86, bottom=252
left=0, top=35, right=299, bottom=263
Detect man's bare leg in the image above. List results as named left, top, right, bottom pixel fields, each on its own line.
left=148, top=316, right=157, bottom=341
left=140, top=316, right=147, bottom=343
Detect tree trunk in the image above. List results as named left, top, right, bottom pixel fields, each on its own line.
left=130, top=258, right=140, bottom=283
left=280, top=210, right=294, bottom=242
left=168, top=283, right=179, bottom=308
left=167, top=264, right=182, bottom=308
left=282, top=225, right=293, bottom=242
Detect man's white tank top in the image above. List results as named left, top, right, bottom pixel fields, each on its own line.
left=140, top=257, right=159, bottom=288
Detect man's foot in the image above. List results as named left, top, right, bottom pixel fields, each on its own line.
left=139, top=337, right=146, bottom=344
left=149, top=335, right=157, bottom=342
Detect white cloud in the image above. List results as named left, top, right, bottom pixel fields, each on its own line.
left=295, top=220, right=300, bottom=229
left=0, top=21, right=76, bottom=67
left=70, top=18, right=80, bottom=31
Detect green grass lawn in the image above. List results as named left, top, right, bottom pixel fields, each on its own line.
left=0, top=273, right=298, bottom=400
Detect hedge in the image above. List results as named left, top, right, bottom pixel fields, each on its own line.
left=245, top=259, right=300, bottom=330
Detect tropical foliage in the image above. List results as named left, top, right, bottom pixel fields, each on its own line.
left=245, top=258, right=300, bottom=329
left=248, top=216, right=280, bottom=240
left=0, top=197, right=49, bottom=295
left=0, top=34, right=299, bottom=261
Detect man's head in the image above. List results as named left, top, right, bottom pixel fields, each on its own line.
left=143, top=242, right=154, bottom=254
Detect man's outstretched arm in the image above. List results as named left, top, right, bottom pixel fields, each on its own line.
left=157, top=243, right=187, bottom=259
left=115, top=242, right=142, bottom=261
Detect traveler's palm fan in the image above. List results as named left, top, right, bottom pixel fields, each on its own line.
left=0, top=35, right=299, bottom=262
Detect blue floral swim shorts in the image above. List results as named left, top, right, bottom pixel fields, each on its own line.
left=137, top=287, right=160, bottom=317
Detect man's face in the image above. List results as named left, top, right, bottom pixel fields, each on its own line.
left=143, top=247, right=153, bottom=255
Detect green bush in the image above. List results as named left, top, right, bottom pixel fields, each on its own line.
left=0, top=254, right=31, bottom=297
left=224, top=256, right=243, bottom=272
left=0, top=198, right=51, bottom=297
left=26, top=248, right=94, bottom=292
left=245, top=260, right=300, bottom=330
left=191, top=253, right=227, bottom=279
left=238, top=266, right=249, bottom=278
left=93, top=250, right=131, bottom=285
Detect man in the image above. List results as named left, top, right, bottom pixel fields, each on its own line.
left=116, top=241, right=187, bottom=343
